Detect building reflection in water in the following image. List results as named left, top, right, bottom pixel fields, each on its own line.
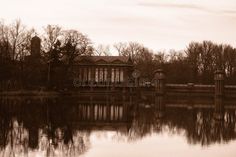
left=0, top=94, right=236, bottom=156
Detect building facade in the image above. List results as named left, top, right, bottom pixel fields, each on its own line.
left=74, top=56, right=133, bottom=86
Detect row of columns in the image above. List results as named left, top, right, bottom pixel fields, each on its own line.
left=72, top=95, right=129, bottom=122
left=77, top=66, right=127, bottom=84
left=153, top=69, right=225, bottom=120
left=75, top=104, right=125, bottom=122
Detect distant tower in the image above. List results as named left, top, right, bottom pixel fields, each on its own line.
left=31, top=36, right=41, bottom=57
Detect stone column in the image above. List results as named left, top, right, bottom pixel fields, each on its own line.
left=187, top=83, right=194, bottom=109
left=154, top=69, right=165, bottom=96
left=214, top=70, right=224, bottom=120
left=107, top=67, right=111, bottom=86
left=155, top=95, right=165, bottom=118
left=132, top=69, right=140, bottom=87
left=123, top=68, right=128, bottom=86
left=89, top=67, right=93, bottom=91
left=154, top=69, right=166, bottom=118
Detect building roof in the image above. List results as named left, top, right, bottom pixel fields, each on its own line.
left=75, top=56, right=133, bottom=66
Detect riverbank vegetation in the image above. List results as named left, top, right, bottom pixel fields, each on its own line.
left=1, top=19, right=236, bottom=90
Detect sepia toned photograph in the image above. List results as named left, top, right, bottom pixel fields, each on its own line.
left=0, top=0, right=236, bottom=156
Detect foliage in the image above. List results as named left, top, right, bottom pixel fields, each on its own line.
left=1, top=19, right=236, bottom=90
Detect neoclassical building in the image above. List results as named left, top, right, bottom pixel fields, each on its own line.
left=74, top=56, right=133, bottom=85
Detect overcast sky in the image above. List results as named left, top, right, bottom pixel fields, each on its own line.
left=1, top=0, right=236, bottom=52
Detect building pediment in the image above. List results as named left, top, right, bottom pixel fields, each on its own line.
left=75, top=56, right=133, bottom=66
left=95, top=59, right=108, bottom=64
left=111, top=59, right=125, bottom=64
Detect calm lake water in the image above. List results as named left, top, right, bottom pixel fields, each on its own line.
left=0, top=95, right=236, bottom=157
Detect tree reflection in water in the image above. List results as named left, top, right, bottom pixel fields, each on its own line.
left=111, top=107, right=236, bottom=146
left=0, top=96, right=236, bottom=156
left=0, top=119, right=90, bottom=157
left=163, top=108, right=236, bottom=146
left=2, top=118, right=29, bottom=157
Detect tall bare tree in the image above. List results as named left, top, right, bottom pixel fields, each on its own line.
left=114, top=42, right=146, bottom=64
left=94, top=44, right=110, bottom=56
left=42, top=25, right=62, bottom=53
left=42, top=25, right=62, bottom=86
left=58, top=29, right=94, bottom=83
left=8, top=20, right=29, bottom=61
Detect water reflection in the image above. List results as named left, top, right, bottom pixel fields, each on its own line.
left=0, top=95, right=236, bottom=156
left=1, top=118, right=91, bottom=157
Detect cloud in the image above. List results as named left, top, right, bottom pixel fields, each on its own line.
left=138, top=2, right=213, bottom=13
left=222, top=10, right=236, bottom=15
left=138, top=2, right=236, bottom=17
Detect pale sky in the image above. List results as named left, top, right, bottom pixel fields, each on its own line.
left=1, top=0, right=236, bottom=52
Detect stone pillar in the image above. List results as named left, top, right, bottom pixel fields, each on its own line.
left=155, top=96, right=165, bottom=118
left=154, top=69, right=165, bottom=96
left=154, top=69, right=166, bottom=118
left=123, top=68, right=128, bottom=86
left=89, top=67, right=93, bottom=91
left=132, top=69, right=140, bottom=87
left=187, top=83, right=194, bottom=109
left=214, top=70, right=224, bottom=120
left=108, top=67, right=111, bottom=86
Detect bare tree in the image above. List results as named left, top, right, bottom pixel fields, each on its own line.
left=42, top=25, right=62, bottom=86
left=114, top=42, right=128, bottom=56
left=42, top=25, right=62, bottom=53
left=59, top=29, right=94, bottom=82
left=0, top=20, right=36, bottom=88
left=0, top=20, right=32, bottom=61
left=222, top=45, right=236, bottom=77
left=94, top=44, right=110, bottom=56
left=153, top=52, right=167, bottom=66
left=61, top=29, right=93, bottom=57
left=0, top=20, right=11, bottom=62
left=114, top=42, right=146, bottom=64
left=8, top=19, right=28, bottom=61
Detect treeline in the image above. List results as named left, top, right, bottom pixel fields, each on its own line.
left=114, top=41, right=236, bottom=84
left=0, top=20, right=94, bottom=89
left=1, top=20, right=236, bottom=90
